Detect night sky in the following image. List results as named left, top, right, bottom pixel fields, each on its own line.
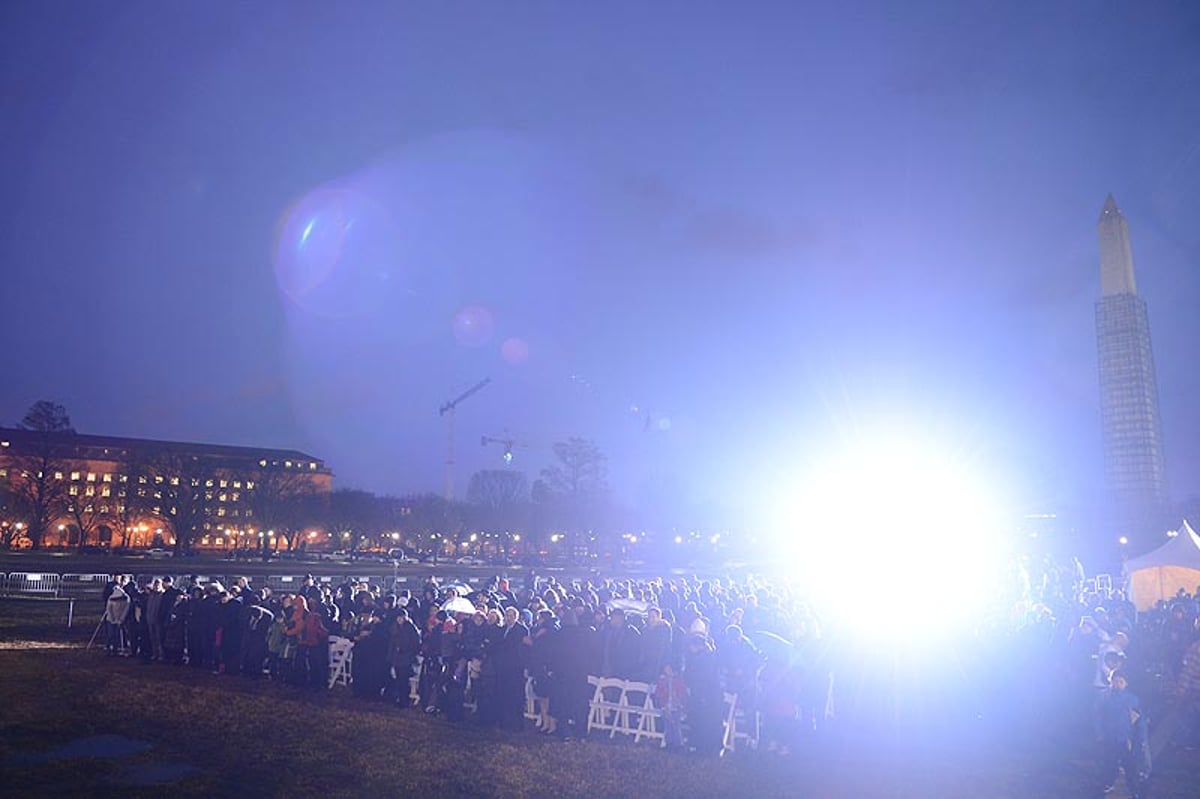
left=3, top=2, right=1199, bottom=524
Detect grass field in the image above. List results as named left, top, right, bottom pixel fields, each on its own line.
left=2, top=601, right=1199, bottom=798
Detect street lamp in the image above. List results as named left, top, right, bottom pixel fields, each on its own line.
left=1118, top=536, right=1128, bottom=546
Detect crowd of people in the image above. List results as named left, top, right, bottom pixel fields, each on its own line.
left=100, top=570, right=829, bottom=755
left=1009, top=555, right=1200, bottom=798
left=97, top=557, right=1200, bottom=785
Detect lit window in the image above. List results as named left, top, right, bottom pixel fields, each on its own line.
left=120, top=475, right=128, bottom=483
left=246, top=481, right=255, bottom=490
left=310, top=462, right=317, bottom=470
left=1, top=441, right=8, bottom=447
left=258, top=459, right=267, bottom=467
left=70, top=472, right=81, bottom=481
left=101, top=486, right=111, bottom=498
left=87, top=473, right=96, bottom=482
left=191, top=478, right=200, bottom=487
left=170, top=477, right=179, bottom=486
left=54, top=471, right=64, bottom=480
left=205, top=479, right=214, bottom=488
left=102, top=474, right=112, bottom=483
left=245, top=510, right=253, bottom=518
left=285, top=461, right=292, bottom=468
left=138, top=476, right=147, bottom=484
left=218, top=493, right=227, bottom=502
left=0, top=468, right=6, bottom=478
left=85, top=485, right=95, bottom=497
left=217, top=507, right=226, bottom=517
left=69, top=485, right=79, bottom=496
left=231, top=492, right=240, bottom=501
left=220, top=479, right=228, bottom=488
left=233, top=481, right=242, bottom=489
left=154, top=475, right=164, bottom=484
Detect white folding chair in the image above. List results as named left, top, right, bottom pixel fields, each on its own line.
left=523, top=674, right=539, bottom=721
left=587, top=677, right=627, bottom=736
left=327, top=636, right=354, bottom=689
left=721, top=692, right=739, bottom=755
left=730, top=700, right=760, bottom=751
left=622, top=680, right=665, bottom=747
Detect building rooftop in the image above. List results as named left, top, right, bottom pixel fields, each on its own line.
left=0, top=426, right=330, bottom=473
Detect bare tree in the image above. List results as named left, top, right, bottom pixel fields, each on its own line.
left=0, top=479, right=27, bottom=548
left=241, top=466, right=320, bottom=555
left=57, top=470, right=111, bottom=550
left=105, top=449, right=152, bottom=548
left=7, top=401, right=75, bottom=548
left=466, top=469, right=530, bottom=533
left=20, top=401, right=75, bottom=434
left=146, top=451, right=214, bottom=554
left=399, top=491, right=465, bottom=562
left=538, top=437, right=610, bottom=539
left=327, top=488, right=386, bottom=555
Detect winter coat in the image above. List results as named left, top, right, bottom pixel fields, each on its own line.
left=105, top=587, right=131, bottom=624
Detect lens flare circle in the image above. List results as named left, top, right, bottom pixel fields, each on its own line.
left=274, top=185, right=399, bottom=318
left=501, top=337, right=529, bottom=364
left=452, top=305, right=495, bottom=348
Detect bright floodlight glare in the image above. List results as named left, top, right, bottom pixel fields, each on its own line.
left=770, top=435, right=1008, bottom=642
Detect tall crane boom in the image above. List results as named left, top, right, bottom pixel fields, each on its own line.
left=439, top=377, right=491, bottom=501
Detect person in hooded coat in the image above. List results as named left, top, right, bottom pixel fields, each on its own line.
left=388, top=607, right=422, bottom=706
left=352, top=613, right=391, bottom=700
left=162, top=591, right=188, bottom=665
left=104, top=583, right=131, bottom=655
left=496, top=606, right=531, bottom=731
left=548, top=608, right=594, bottom=739
left=684, top=630, right=724, bottom=756
left=239, top=594, right=275, bottom=678
left=183, top=586, right=206, bottom=667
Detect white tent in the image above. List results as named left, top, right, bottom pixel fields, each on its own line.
left=1123, top=520, right=1200, bottom=610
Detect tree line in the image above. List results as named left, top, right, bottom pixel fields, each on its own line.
left=1, top=402, right=617, bottom=557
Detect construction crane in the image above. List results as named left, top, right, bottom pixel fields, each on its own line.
left=439, top=378, right=491, bottom=501
left=481, top=433, right=522, bottom=464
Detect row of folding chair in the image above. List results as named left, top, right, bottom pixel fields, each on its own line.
left=584, top=677, right=762, bottom=752
left=586, top=676, right=666, bottom=746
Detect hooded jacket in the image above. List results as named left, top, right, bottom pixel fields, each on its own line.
left=105, top=585, right=131, bottom=624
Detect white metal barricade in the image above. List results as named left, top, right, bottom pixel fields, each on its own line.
left=59, top=573, right=113, bottom=598
left=5, top=572, right=61, bottom=597
left=265, top=574, right=301, bottom=593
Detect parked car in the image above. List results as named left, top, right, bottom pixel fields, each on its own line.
left=145, top=547, right=173, bottom=559
left=454, top=556, right=486, bottom=566
left=79, top=545, right=111, bottom=556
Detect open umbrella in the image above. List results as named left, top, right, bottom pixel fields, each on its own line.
left=749, top=630, right=794, bottom=662
left=608, top=598, right=650, bottom=616
left=443, top=596, right=476, bottom=615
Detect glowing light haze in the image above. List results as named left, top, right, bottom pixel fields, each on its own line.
left=2, top=3, right=1199, bottom=526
